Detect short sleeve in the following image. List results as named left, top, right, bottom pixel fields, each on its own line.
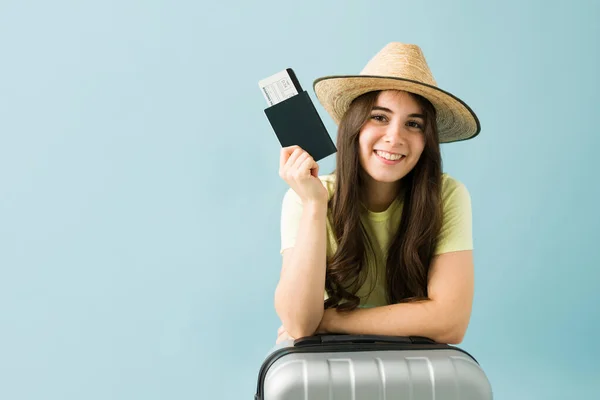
left=434, top=180, right=473, bottom=255
left=280, top=188, right=304, bottom=254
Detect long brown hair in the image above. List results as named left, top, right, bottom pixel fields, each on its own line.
left=324, top=90, right=443, bottom=311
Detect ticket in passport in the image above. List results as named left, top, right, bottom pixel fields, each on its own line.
left=259, top=67, right=337, bottom=162
left=258, top=68, right=303, bottom=106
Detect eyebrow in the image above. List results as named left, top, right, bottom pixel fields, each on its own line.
left=372, top=106, right=425, bottom=119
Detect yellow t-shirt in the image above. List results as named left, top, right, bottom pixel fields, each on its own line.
left=279, top=173, right=473, bottom=308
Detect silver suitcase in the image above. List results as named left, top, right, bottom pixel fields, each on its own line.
left=255, top=334, right=493, bottom=400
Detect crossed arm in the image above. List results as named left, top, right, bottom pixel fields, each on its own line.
left=277, top=249, right=474, bottom=345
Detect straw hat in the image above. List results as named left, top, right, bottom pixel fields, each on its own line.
left=313, top=42, right=480, bottom=143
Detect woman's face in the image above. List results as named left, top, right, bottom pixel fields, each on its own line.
left=358, top=90, right=427, bottom=184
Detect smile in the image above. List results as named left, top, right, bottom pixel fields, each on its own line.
left=374, top=150, right=405, bottom=165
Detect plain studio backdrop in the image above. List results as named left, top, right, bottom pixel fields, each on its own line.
left=0, top=0, right=598, bottom=399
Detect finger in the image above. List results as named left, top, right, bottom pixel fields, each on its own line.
left=292, top=152, right=312, bottom=176
left=282, top=151, right=307, bottom=181
left=299, top=155, right=318, bottom=177
left=286, top=148, right=306, bottom=171
left=276, top=331, right=288, bottom=344
left=311, top=163, right=320, bottom=177
left=309, top=158, right=320, bottom=177
left=279, top=146, right=300, bottom=170
left=277, top=325, right=285, bottom=335
left=281, top=148, right=304, bottom=175
left=276, top=332, right=295, bottom=344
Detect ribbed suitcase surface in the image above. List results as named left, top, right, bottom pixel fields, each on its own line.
left=255, top=335, right=493, bottom=400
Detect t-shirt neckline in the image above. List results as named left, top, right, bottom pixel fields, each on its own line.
left=362, top=197, right=402, bottom=222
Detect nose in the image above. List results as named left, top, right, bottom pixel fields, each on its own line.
left=383, top=122, right=408, bottom=146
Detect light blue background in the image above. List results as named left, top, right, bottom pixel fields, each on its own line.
left=1, top=0, right=598, bottom=399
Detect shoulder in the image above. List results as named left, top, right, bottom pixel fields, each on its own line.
left=441, top=173, right=470, bottom=198
left=440, top=173, right=472, bottom=212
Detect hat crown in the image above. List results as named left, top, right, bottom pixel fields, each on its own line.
left=359, top=42, right=437, bottom=87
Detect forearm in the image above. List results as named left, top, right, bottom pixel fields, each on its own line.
left=275, top=201, right=328, bottom=338
left=324, top=300, right=466, bottom=344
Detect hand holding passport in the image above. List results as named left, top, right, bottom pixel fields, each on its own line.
left=278, top=144, right=330, bottom=205
left=259, top=68, right=337, bottom=162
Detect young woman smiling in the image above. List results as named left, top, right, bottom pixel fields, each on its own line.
left=274, top=42, right=480, bottom=345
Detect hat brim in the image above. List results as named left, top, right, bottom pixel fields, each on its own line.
left=313, top=75, right=481, bottom=143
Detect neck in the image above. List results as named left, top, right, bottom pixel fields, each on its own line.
left=362, top=175, right=404, bottom=213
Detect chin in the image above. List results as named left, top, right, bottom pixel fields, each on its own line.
left=365, top=169, right=408, bottom=183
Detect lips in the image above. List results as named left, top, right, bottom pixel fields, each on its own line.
left=374, top=150, right=405, bottom=165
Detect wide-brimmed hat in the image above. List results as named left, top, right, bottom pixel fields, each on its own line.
left=313, top=42, right=480, bottom=143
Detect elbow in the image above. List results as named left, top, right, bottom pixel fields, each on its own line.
left=440, top=328, right=466, bottom=345
left=431, top=304, right=470, bottom=345
left=286, top=324, right=319, bottom=340
left=278, top=311, right=323, bottom=340
left=274, top=287, right=323, bottom=339
left=436, top=318, right=469, bottom=345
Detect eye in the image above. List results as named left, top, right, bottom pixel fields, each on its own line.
left=407, top=120, right=424, bottom=130
left=370, top=114, right=388, bottom=122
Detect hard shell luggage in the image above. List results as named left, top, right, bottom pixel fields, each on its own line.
left=255, top=334, right=493, bottom=400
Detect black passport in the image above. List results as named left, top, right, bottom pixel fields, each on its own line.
left=262, top=76, right=337, bottom=162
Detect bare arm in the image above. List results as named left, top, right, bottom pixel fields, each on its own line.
left=275, top=145, right=331, bottom=339
left=318, top=250, right=474, bottom=344
left=274, top=200, right=328, bottom=339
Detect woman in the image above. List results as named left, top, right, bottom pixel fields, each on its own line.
left=274, top=42, right=480, bottom=345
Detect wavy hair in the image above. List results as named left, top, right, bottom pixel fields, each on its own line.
left=324, top=90, right=443, bottom=311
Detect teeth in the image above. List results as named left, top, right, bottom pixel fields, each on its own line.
left=375, top=150, right=404, bottom=161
